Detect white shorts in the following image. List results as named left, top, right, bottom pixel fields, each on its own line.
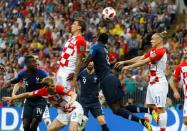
left=56, top=101, right=83, bottom=125
left=56, top=67, right=74, bottom=90
left=146, top=82, right=168, bottom=107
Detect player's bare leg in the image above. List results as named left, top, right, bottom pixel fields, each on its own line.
left=48, top=119, right=64, bottom=131
left=97, top=115, right=109, bottom=131
left=69, top=121, right=79, bottom=131
left=181, top=116, right=187, bottom=131
left=146, top=104, right=167, bottom=131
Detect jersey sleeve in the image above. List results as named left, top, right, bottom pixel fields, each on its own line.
left=172, top=65, right=181, bottom=80
left=40, top=70, right=49, bottom=78
left=149, top=48, right=166, bottom=63
left=32, top=87, right=47, bottom=96
left=76, top=38, right=86, bottom=55
left=144, top=49, right=151, bottom=58
left=55, top=85, right=73, bottom=95
left=15, top=70, right=26, bottom=81
left=89, top=45, right=97, bottom=58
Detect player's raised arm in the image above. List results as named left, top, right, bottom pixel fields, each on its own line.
left=12, top=82, right=24, bottom=97
left=114, top=55, right=145, bottom=70
left=3, top=92, right=33, bottom=103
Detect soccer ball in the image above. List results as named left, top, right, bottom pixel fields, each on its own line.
left=102, top=7, right=116, bottom=20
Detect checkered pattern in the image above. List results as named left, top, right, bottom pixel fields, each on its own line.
left=172, top=63, right=187, bottom=92
left=57, top=36, right=86, bottom=71
left=58, top=37, right=77, bottom=69
left=147, top=49, right=167, bottom=85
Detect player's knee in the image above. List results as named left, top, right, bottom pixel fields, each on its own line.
left=30, top=118, right=41, bottom=131
left=44, top=118, right=51, bottom=127
left=48, top=125, right=55, bottom=131
left=183, top=117, right=187, bottom=125
left=69, top=123, right=78, bottom=131
left=23, top=118, right=31, bottom=130
left=97, top=116, right=106, bottom=125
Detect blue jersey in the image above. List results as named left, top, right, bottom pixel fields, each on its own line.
left=89, top=43, right=112, bottom=80
left=15, top=68, right=48, bottom=102
left=78, top=69, right=100, bottom=104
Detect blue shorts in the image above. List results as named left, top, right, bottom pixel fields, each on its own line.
left=100, top=73, right=124, bottom=104
left=82, top=102, right=103, bottom=118
left=23, top=100, right=46, bottom=121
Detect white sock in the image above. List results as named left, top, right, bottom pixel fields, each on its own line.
left=143, top=113, right=152, bottom=131
left=159, top=112, right=167, bottom=129
left=181, top=124, right=187, bottom=131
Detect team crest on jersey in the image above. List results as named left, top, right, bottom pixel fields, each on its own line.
left=36, top=77, right=40, bottom=83
left=151, top=52, right=156, bottom=57
left=64, top=88, right=68, bottom=93
left=93, top=76, right=98, bottom=83
left=80, top=46, right=85, bottom=51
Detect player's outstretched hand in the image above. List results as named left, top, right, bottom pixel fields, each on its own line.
left=67, top=73, right=75, bottom=81
left=173, top=91, right=180, bottom=100
left=2, top=97, right=13, bottom=103
left=114, top=61, right=125, bottom=70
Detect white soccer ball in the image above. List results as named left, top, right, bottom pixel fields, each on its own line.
left=102, top=7, right=116, bottom=20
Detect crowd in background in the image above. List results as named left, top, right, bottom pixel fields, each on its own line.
left=0, top=0, right=186, bottom=108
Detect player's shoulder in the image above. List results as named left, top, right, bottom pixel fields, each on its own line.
left=76, top=35, right=86, bottom=42
left=178, top=62, right=187, bottom=67
left=36, top=68, right=48, bottom=74
left=80, top=69, right=87, bottom=75
left=18, top=68, right=27, bottom=75
left=90, top=43, right=100, bottom=50
left=155, top=48, right=166, bottom=54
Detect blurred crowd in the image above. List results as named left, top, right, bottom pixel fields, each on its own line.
left=0, top=0, right=186, bottom=108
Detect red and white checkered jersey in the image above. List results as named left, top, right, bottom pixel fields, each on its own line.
left=57, top=35, right=86, bottom=71
left=144, top=48, right=167, bottom=84
left=172, top=62, right=187, bottom=91
left=32, top=85, right=76, bottom=112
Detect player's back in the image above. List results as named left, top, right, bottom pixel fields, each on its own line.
left=79, top=69, right=100, bottom=104
left=90, top=43, right=112, bottom=80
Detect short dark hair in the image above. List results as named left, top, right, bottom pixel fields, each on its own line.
left=76, top=19, right=86, bottom=33
left=98, top=33, right=108, bottom=44
left=25, top=55, right=34, bottom=65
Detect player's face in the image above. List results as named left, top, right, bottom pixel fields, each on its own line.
left=150, top=34, right=162, bottom=48
left=26, top=58, right=37, bottom=70
left=183, top=47, right=187, bottom=58
left=71, top=21, right=81, bottom=34
left=87, top=62, right=94, bottom=71
left=47, top=85, right=55, bottom=94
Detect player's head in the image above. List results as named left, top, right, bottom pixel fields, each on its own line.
left=42, top=77, right=55, bottom=94
left=71, top=19, right=86, bottom=34
left=31, top=55, right=39, bottom=66
left=25, top=55, right=37, bottom=70
left=151, top=31, right=167, bottom=48
left=183, top=47, right=187, bottom=58
left=87, top=61, right=94, bottom=71
left=98, top=33, right=108, bottom=45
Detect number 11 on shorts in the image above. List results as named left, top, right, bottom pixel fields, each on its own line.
left=155, top=96, right=160, bottom=105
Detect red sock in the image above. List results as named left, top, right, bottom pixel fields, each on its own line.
left=160, top=128, right=165, bottom=131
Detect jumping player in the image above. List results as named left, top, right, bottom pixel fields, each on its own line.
left=56, top=19, right=87, bottom=90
